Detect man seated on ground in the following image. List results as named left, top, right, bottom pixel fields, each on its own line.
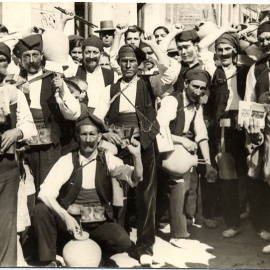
left=32, top=111, right=143, bottom=267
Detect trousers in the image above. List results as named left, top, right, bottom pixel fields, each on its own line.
left=136, top=142, right=157, bottom=256
left=0, top=156, right=19, bottom=266
left=32, top=203, right=131, bottom=263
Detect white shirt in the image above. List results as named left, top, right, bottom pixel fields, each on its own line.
left=64, top=64, right=117, bottom=109
left=223, top=65, right=242, bottom=111
left=38, top=149, right=136, bottom=199
left=28, top=70, right=43, bottom=109
left=16, top=89, right=37, bottom=139
left=94, top=59, right=180, bottom=121
left=244, top=63, right=269, bottom=102
left=0, top=83, right=37, bottom=139
left=197, top=51, right=217, bottom=78
left=156, top=91, right=208, bottom=143
left=26, top=69, right=81, bottom=120
left=86, top=66, right=106, bottom=108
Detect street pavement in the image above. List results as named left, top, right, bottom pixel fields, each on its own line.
left=109, top=215, right=270, bottom=269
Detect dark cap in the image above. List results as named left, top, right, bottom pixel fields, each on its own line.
left=82, top=35, right=103, bottom=52
left=13, top=34, right=43, bottom=58
left=118, top=44, right=146, bottom=63
left=175, top=29, right=200, bottom=43
left=76, top=109, right=108, bottom=133
left=68, top=35, right=84, bottom=41
left=185, top=68, right=211, bottom=87
left=0, top=42, right=11, bottom=63
left=215, top=32, right=239, bottom=52
left=257, top=21, right=270, bottom=37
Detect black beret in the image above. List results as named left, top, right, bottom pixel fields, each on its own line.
left=13, top=34, right=43, bottom=58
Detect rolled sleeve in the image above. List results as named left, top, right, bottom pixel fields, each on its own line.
left=16, top=89, right=37, bottom=140
left=150, top=58, right=180, bottom=97
left=198, top=51, right=216, bottom=78
left=109, top=50, right=122, bottom=76
left=60, top=82, right=81, bottom=120
left=156, top=95, right=178, bottom=126
left=106, top=153, right=136, bottom=188
left=244, top=64, right=256, bottom=102
left=194, top=106, right=208, bottom=143
left=38, top=153, right=73, bottom=199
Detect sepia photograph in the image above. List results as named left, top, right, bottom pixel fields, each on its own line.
left=1, top=1, right=270, bottom=268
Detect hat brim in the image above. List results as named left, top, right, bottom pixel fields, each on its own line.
left=94, top=28, right=115, bottom=33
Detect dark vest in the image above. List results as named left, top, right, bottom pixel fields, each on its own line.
left=107, top=77, right=159, bottom=150
left=0, top=103, right=17, bottom=134
left=254, top=56, right=269, bottom=102
left=208, top=65, right=249, bottom=121
left=58, top=151, right=114, bottom=221
left=19, top=69, right=63, bottom=145
left=76, top=65, right=114, bottom=87
left=169, top=91, right=196, bottom=140
left=173, top=61, right=201, bottom=93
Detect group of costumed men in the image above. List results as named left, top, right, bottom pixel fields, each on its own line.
left=1, top=7, right=270, bottom=268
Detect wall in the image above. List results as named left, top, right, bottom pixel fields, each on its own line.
left=89, top=2, right=137, bottom=34
left=2, top=2, right=74, bottom=35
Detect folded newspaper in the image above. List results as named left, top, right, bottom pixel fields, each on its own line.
left=238, top=101, right=266, bottom=129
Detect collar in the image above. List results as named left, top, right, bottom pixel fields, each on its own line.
left=183, top=90, right=198, bottom=111
left=86, top=65, right=102, bottom=76
left=27, top=69, right=43, bottom=79
left=121, top=74, right=138, bottom=85
left=79, top=149, right=98, bottom=165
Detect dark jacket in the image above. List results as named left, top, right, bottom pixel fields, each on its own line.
left=207, top=65, right=249, bottom=121
left=254, top=56, right=269, bottom=102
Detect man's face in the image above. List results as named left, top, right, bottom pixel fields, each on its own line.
left=20, top=50, right=43, bottom=75
left=185, top=80, right=207, bottom=103
left=83, top=46, right=101, bottom=72
left=99, top=55, right=111, bottom=70
left=0, top=54, right=8, bottom=83
left=154, top=29, right=168, bottom=45
left=216, top=43, right=236, bottom=67
left=258, top=32, right=270, bottom=55
left=176, top=41, right=198, bottom=65
left=78, top=125, right=101, bottom=157
left=141, top=46, right=156, bottom=70
left=70, top=47, right=83, bottom=64
left=100, top=31, right=114, bottom=48
left=119, top=55, right=138, bottom=80
left=125, top=32, right=141, bottom=47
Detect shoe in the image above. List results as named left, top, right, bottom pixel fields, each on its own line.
left=160, top=223, right=170, bottom=232
left=45, top=260, right=62, bottom=267
left=169, top=237, right=190, bottom=248
left=186, top=217, right=195, bottom=227
left=222, top=228, right=242, bottom=238
left=258, top=230, right=270, bottom=241
left=139, top=254, right=153, bottom=267
left=240, top=211, right=250, bottom=220
left=262, top=244, right=270, bottom=253
left=203, top=218, right=218, bottom=229
left=170, top=238, right=182, bottom=248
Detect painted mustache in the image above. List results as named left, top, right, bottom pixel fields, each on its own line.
left=220, top=54, right=232, bottom=60
left=85, top=58, right=99, bottom=63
